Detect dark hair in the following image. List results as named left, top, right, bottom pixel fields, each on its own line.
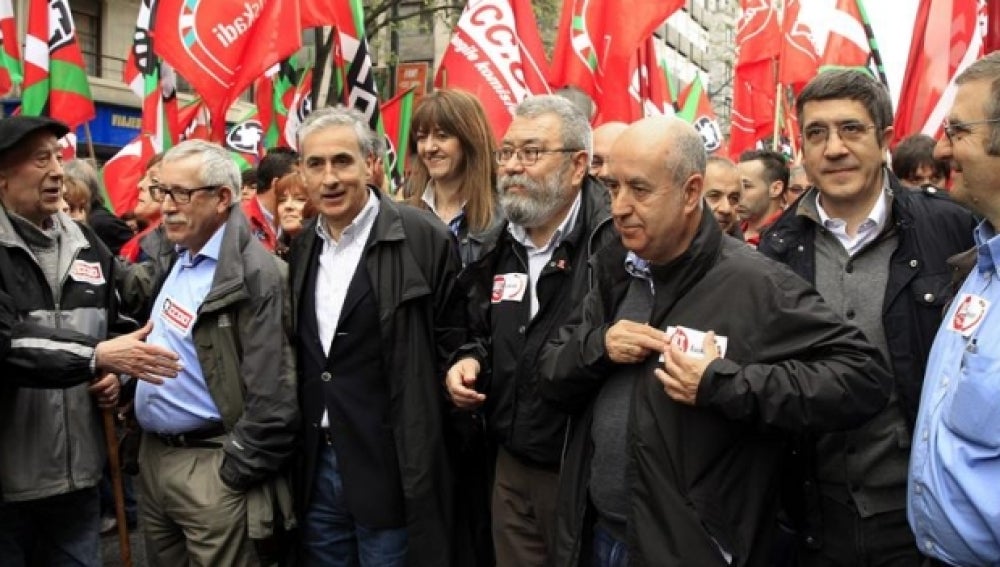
left=796, top=69, right=893, bottom=146
left=738, top=149, right=790, bottom=190
left=241, top=167, right=258, bottom=188
left=891, top=134, right=949, bottom=185
left=257, top=147, right=298, bottom=195
left=954, top=51, right=1000, bottom=156
left=406, top=89, right=498, bottom=233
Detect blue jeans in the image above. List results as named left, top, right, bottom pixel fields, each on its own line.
left=0, top=487, right=101, bottom=567
left=592, top=523, right=629, bottom=567
left=302, top=444, right=407, bottom=567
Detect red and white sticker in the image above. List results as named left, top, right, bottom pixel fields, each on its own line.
left=949, top=293, right=990, bottom=337
left=662, top=325, right=729, bottom=360
left=68, top=260, right=105, bottom=286
left=490, top=273, right=528, bottom=304
left=161, top=296, right=196, bottom=335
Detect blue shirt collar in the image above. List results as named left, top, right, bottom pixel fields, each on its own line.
left=974, top=220, right=1000, bottom=276
left=624, top=251, right=652, bottom=280
left=176, top=222, right=226, bottom=268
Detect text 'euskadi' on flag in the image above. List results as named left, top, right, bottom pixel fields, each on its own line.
left=153, top=0, right=302, bottom=141
left=435, top=0, right=550, bottom=141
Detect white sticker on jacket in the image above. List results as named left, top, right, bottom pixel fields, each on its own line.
left=949, top=293, right=990, bottom=337
left=663, top=325, right=728, bottom=359
left=68, top=260, right=105, bottom=286
left=491, top=273, right=529, bottom=303
left=162, top=297, right=196, bottom=335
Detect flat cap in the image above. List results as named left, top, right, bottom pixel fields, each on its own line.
left=0, top=116, right=70, bottom=157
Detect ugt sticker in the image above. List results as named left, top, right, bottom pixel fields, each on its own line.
left=68, top=260, right=105, bottom=286
left=491, top=273, right=528, bottom=304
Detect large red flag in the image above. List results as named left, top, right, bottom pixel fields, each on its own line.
left=894, top=0, right=985, bottom=146
left=435, top=0, right=551, bottom=141
left=153, top=0, right=302, bottom=141
left=730, top=0, right=780, bottom=158
left=818, top=0, right=870, bottom=70
left=300, top=0, right=338, bottom=29
left=551, top=0, right=683, bottom=123
left=778, top=0, right=820, bottom=89
left=103, top=134, right=157, bottom=215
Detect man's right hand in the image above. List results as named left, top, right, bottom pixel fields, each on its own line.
left=95, top=321, right=181, bottom=385
left=445, top=357, right=485, bottom=409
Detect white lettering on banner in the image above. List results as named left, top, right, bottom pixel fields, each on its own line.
left=457, top=0, right=530, bottom=105
left=212, top=1, right=263, bottom=48
left=450, top=35, right=480, bottom=62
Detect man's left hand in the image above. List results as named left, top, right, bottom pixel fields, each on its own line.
left=655, top=331, right=720, bottom=405
left=89, top=372, right=120, bottom=409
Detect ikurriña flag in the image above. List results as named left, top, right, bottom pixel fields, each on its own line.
left=125, top=0, right=178, bottom=154
left=0, top=0, right=22, bottom=97
left=153, top=0, right=302, bottom=141
left=435, top=0, right=550, bottom=141
left=22, top=0, right=96, bottom=128
left=677, top=74, right=724, bottom=154
left=379, top=87, right=415, bottom=192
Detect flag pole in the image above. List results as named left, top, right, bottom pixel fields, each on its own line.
left=83, top=122, right=97, bottom=161
left=772, top=0, right=785, bottom=151
left=855, top=0, right=889, bottom=88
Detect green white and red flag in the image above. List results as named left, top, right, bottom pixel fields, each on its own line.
left=0, top=0, right=22, bottom=97
left=256, top=56, right=309, bottom=149
left=153, top=0, right=302, bottom=141
left=124, top=0, right=178, bottom=153
left=225, top=107, right=265, bottom=171
left=434, top=0, right=551, bottom=141
left=677, top=74, right=724, bottom=155
left=379, top=87, right=415, bottom=192
left=22, top=0, right=95, bottom=128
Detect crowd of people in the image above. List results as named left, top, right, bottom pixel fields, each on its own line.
left=1, top=51, right=999, bottom=567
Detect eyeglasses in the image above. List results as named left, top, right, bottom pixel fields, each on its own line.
left=941, top=118, right=1000, bottom=143
left=149, top=184, right=220, bottom=204
left=802, top=122, right=876, bottom=146
left=495, top=147, right=581, bottom=166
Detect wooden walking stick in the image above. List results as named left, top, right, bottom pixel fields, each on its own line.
left=103, top=409, right=133, bottom=567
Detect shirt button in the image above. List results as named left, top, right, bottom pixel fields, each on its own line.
left=922, top=430, right=929, bottom=441
left=845, top=309, right=856, bottom=319
left=941, top=377, right=949, bottom=387
left=518, top=325, right=526, bottom=334
left=915, top=484, right=922, bottom=495
left=910, top=259, right=919, bottom=268
left=845, top=264, right=854, bottom=274
left=321, top=371, right=332, bottom=382
left=925, top=540, right=934, bottom=551
left=923, top=293, right=935, bottom=303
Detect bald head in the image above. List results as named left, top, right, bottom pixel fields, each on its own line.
left=606, top=116, right=706, bottom=264
left=591, top=121, right=628, bottom=178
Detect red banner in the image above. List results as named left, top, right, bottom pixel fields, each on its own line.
left=154, top=0, right=302, bottom=140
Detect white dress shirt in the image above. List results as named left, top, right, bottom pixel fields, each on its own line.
left=816, top=181, right=890, bottom=257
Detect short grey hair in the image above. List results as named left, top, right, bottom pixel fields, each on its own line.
left=955, top=51, right=1000, bottom=156
left=514, top=95, right=593, bottom=161
left=64, top=159, right=106, bottom=209
left=665, top=119, right=707, bottom=188
left=297, top=105, right=378, bottom=158
left=162, top=140, right=241, bottom=207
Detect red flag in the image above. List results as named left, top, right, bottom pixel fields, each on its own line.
left=153, top=0, right=302, bottom=140
left=551, top=0, right=684, bottom=123
left=730, top=0, right=780, bottom=158
left=176, top=99, right=211, bottom=142
left=625, top=36, right=675, bottom=122
left=300, top=0, right=338, bottom=28
left=435, top=0, right=551, bottom=141
left=894, top=0, right=985, bottom=146
left=102, top=135, right=157, bottom=215
left=0, top=0, right=22, bottom=97
left=778, top=0, right=820, bottom=89
left=283, top=67, right=313, bottom=149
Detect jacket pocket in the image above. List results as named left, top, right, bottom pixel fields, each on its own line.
left=942, top=352, right=1000, bottom=448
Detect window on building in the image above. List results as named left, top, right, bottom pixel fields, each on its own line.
left=71, top=0, right=101, bottom=77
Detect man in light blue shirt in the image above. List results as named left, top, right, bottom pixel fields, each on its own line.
left=908, top=51, right=1000, bottom=566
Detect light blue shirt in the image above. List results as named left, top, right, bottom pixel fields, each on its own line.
left=135, top=224, right=227, bottom=434
left=908, top=220, right=1000, bottom=566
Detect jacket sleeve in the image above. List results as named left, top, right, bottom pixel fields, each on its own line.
left=696, top=271, right=893, bottom=432
left=433, top=236, right=468, bottom=380
left=0, top=289, right=98, bottom=389
left=538, top=282, right=616, bottom=415
left=220, top=259, right=300, bottom=490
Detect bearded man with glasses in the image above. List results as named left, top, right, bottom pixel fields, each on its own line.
left=758, top=69, right=976, bottom=566
left=445, top=95, right=616, bottom=566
